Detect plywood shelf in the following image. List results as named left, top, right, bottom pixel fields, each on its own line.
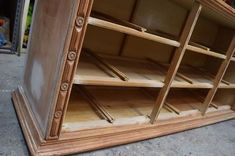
left=63, top=87, right=156, bottom=131
left=88, top=17, right=181, bottom=48
left=186, top=45, right=227, bottom=59
left=74, top=50, right=225, bottom=89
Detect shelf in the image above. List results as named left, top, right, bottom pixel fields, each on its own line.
left=157, top=89, right=204, bottom=120
left=186, top=45, right=227, bottom=59
left=231, top=57, right=235, bottom=62
left=63, top=86, right=157, bottom=130
left=74, top=51, right=165, bottom=88
left=88, top=17, right=180, bottom=48
left=74, top=50, right=229, bottom=89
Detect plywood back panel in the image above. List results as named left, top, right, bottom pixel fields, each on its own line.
left=92, top=0, right=135, bottom=21
left=212, top=27, right=235, bottom=54
left=132, top=0, right=188, bottom=37
left=191, top=17, right=219, bottom=47
left=121, top=36, right=174, bottom=63
left=223, top=62, right=235, bottom=83
left=23, top=0, right=78, bottom=136
left=213, top=89, right=235, bottom=106
left=83, top=26, right=124, bottom=55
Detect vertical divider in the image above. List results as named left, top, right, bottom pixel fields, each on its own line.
left=201, top=36, right=235, bottom=115
left=149, top=2, right=202, bottom=123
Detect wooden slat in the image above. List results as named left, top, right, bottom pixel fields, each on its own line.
left=88, top=17, right=181, bottom=47
left=78, top=86, right=115, bottom=123
left=201, top=36, right=235, bottom=114
left=230, top=57, right=235, bottom=62
left=150, top=2, right=202, bottom=123
left=165, top=102, right=181, bottom=115
left=189, top=42, right=210, bottom=51
left=147, top=58, right=195, bottom=84
left=188, top=90, right=218, bottom=109
left=85, top=49, right=129, bottom=81
left=91, top=11, right=146, bottom=32
left=187, top=45, right=226, bottom=59
left=186, top=64, right=231, bottom=85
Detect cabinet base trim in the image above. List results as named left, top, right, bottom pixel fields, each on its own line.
left=12, top=86, right=235, bottom=156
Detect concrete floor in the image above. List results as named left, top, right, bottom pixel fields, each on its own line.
left=0, top=54, right=235, bottom=156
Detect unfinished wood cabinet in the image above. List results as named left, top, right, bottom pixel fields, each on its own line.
left=12, top=0, right=235, bottom=155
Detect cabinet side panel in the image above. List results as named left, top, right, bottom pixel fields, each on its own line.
left=23, top=0, right=76, bottom=136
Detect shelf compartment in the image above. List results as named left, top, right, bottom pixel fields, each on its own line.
left=74, top=51, right=165, bottom=88
left=88, top=17, right=180, bottom=47
left=207, top=89, right=235, bottom=113
left=63, top=86, right=162, bottom=131
left=186, top=45, right=226, bottom=59
left=75, top=49, right=219, bottom=89
left=189, top=6, right=235, bottom=58
left=219, top=61, right=235, bottom=88
left=177, top=50, right=231, bottom=88
left=157, top=89, right=209, bottom=121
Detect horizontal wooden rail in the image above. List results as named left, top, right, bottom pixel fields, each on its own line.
left=88, top=17, right=181, bottom=47
left=187, top=45, right=226, bottom=59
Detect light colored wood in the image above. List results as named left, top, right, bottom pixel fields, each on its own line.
left=74, top=53, right=217, bottom=88
left=79, top=86, right=115, bottom=123
left=186, top=45, right=226, bottom=59
left=88, top=17, right=181, bottom=47
left=164, top=102, right=181, bottom=115
left=147, top=58, right=194, bottom=84
left=150, top=2, right=202, bottom=123
left=12, top=0, right=235, bottom=155
left=201, top=36, right=235, bottom=114
left=189, top=42, right=210, bottom=51
left=91, top=11, right=146, bottom=32
left=85, top=49, right=129, bottom=81
left=231, top=57, right=235, bottom=62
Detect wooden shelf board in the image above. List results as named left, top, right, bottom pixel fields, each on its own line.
left=88, top=17, right=181, bottom=47
left=74, top=53, right=217, bottom=89
left=219, top=83, right=235, bottom=88
left=63, top=87, right=215, bottom=131
left=230, top=57, right=235, bottom=62
left=186, top=45, right=226, bottom=59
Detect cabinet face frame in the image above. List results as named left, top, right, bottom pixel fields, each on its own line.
left=12, top=0, right=235, bottom=155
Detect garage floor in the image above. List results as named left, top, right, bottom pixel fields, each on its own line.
left=0, top=54, right=235, bottom=156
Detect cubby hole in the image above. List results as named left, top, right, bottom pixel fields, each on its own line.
left=173, top=51, right=224, bottom=88
left=208, top=89, right=235, bottom=113
left=90, top=0, right=189, bottom=41
left=157, top=88, right=210, bottom=121
left=75, top=25, right=177, bottom=88
left=62, top=86, right=160, bottom=131
left=219, top=61, right=235, bottom=88
left=188, top=5, right=235, bottom=58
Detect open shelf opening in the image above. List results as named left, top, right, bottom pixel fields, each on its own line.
left=76, top=23, right=178, bottom=88
left=62, top=86, right=160, bottom=131
left=90, top=0, right=189, bottom=43
left=208, top=89, right=235, bottom=113
left=157, top=88, right=210, bottom=121
left=173, top=51, right=227, bottom=88
left=188, top=5, right=235, bottom=58
left=220, top=61, right=235, bottom=88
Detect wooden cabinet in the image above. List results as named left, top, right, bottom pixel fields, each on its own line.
left=12, top=0, right=235, bottom=155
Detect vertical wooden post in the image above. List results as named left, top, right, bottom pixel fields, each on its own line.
left=149, top=2, right=202, bottom=123
left=201, top=36, right=235, bottom=115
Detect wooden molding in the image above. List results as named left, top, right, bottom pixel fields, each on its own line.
left=12, top=86, right=235, bottom=155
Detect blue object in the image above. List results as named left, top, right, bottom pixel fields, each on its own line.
left=0, top=32, right=7, bottom=47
